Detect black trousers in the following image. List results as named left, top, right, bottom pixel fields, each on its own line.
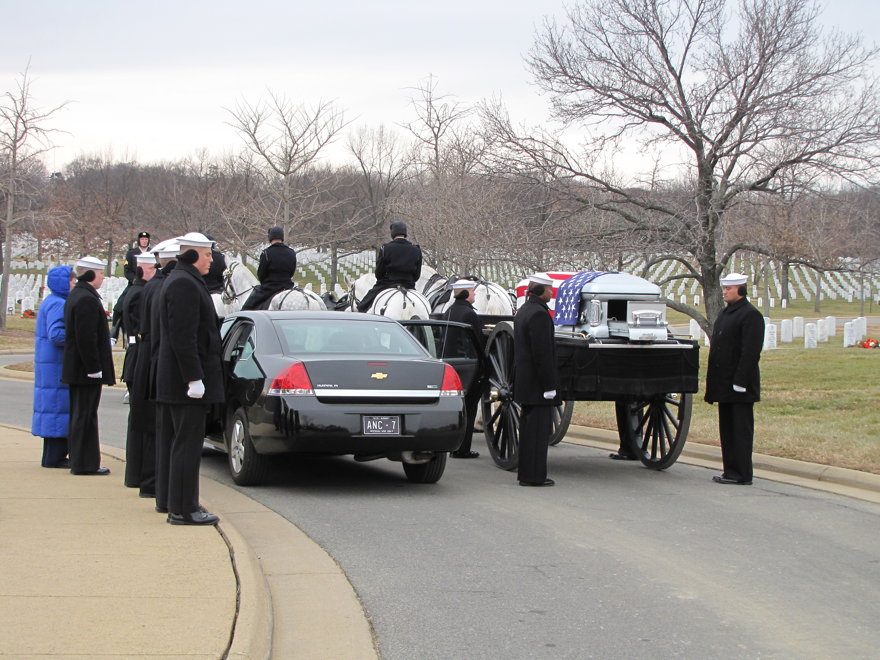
left=456, top=386, right=481, bottom=454
left=125, top=394, right=156, bottom=494
left=718, top=402, right=755, bottom=482
left=156, top=403, right=208, bottom=515
left=41, top=437, right=68, bottom=467
left=517, top=404, right=552, bottom=484
left=68, top=384, right=103, bottom=473
left=241, top=283, right=289, bottom=311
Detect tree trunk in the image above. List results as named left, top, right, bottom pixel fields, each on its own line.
left=0, top=176, right=15, bottom=331
left=781, top=262, right=790, bottom=305
left=330, top=243, right=339, bottom=288
left=762, top=259, right=770, bottom=317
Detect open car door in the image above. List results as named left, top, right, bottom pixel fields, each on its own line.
left=398, top=319, right=483, bottom=393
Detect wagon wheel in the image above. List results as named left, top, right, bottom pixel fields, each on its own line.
left=481, top=322, right=572, bottom=469
left=548, top=400, right=574, bottom=446
left=615, top=393, right=693, bottom=470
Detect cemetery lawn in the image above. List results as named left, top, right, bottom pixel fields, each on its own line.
left=572, top=323, right=880, bottom=475
left=0, top=317, right=37, bottom=351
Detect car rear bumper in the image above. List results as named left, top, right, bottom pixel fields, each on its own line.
left=248, top=395, right=466, bottom=455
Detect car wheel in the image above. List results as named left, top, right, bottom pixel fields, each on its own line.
left=226, top=407, right=269, bottom=486
left=402, top=452, right=447, bottom=484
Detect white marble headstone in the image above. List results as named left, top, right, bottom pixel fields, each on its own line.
left=689, top=319, right=701, bottom=341
left=843, top=322, right=855, bottom=348
left=805, top=323, right=818, bottom=349
left=825, top=316, right=836, bottom=337
left=764, top=323, right=777, bottom=350
left=780, top=319, right=793, bottom=343
left=793, top=316, right=804, bottom=338
left=817, top=320, right=828, bottom=343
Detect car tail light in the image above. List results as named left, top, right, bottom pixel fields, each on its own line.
left=268, top=360, right=314, bottom=396
left=440, top=364, right=463, bottom=396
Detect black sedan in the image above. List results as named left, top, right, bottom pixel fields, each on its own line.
left=206, top=311, right=482, bottom=485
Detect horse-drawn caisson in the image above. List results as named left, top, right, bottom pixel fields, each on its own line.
left=217, top=257, right=699, bottom=472
left=479, top=271, right=700, bottom=472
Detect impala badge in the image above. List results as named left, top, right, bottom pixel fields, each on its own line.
left=371, top=372, right=389, bottom=380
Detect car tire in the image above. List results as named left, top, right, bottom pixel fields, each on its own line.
left=402, top=452, right=447, bottom=484
left=226, top=407, right=269, bottom=486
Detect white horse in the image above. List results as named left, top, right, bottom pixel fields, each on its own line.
left=350, top=264, right=439, bottom=305
left=214, top=260, right=325, bottom=315
left=425, top=277, right=516, bottom=316
left=366, top=286, right=432, bottom=320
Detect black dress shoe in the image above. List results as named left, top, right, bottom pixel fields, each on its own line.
left=451, top=450, right=480, bottom=459
left=155, top=505, right=168, bottom=513
left=71, top=467, right=111, bottom=475
left=518, top=478, right=555, bottom=487
left=139, top=491, right=156, bottom=498
left=712, top=475, right=752, bottom=485
left=609, top=452, right=638, bottom=461
left=167, top=511, right=219, bottom=526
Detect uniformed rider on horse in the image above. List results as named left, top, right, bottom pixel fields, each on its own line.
left=357, top=221, right=422, bottom=312
left=241, top=226, right=297, bottom=311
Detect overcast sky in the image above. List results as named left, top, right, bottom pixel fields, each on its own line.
left=2, top=0, right=878, bottom=171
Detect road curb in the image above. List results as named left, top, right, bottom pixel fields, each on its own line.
left=102, top=445, right=274, bottom=660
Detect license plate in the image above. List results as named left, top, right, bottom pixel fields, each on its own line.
left=362, top=415, right=401, bottom=435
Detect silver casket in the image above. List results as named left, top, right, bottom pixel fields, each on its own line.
left=556, top=272, right=669, bottom=342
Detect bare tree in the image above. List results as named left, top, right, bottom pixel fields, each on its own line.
left=483, top=0, right=880, bottom=331
left=227, top=92, right=347, bottom=237
left=347, top=124, right=415, bottom=245
left=0, top=66, right=66, bottom=329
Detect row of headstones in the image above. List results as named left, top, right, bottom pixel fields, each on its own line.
left=689, top=316, right=870, bottom=350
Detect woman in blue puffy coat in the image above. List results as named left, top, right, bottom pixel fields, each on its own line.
left=32, top=265, right=76, bottom=467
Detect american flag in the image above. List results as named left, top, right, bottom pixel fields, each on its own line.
left=515, top=272, right=576, bottom=317
left=553, top=271, right=616, bottom=326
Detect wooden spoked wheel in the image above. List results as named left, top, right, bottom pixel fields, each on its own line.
left=615, top=393, right=693, bottom=470
left=481, top=322, right=573, bottom=469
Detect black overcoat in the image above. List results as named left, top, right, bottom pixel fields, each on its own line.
left=444, top=297, right=484, bottom=354
left=257, top=242, right=297, bottom=287
left=123, top=245, right=148, bottom=282
left=155, top=261, right=224, bottom=405
left=61, top=281, right=116, bottom=386
left=121, top=278, right=145, bottom=383
left=704, top=297, right=764, bottom=404
left=130, top=268, right=166, bottom=402
left=513, top=296, right=558, bottom=406
left=375, top=238, right=422, bottom=287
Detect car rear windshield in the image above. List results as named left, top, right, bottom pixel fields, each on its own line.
left=272, top=318, right=428, bottom=357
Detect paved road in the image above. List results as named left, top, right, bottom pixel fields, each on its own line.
left=3, top=369, right=879, bottom=659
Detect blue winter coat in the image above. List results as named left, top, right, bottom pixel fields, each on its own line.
left=32, top=266, right=73, bottom=438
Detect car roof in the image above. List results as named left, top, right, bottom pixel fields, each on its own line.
left=228, top=310, right=399, bottom=324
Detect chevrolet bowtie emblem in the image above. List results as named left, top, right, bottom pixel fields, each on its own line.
left=371, top=372, right=388, bottom=380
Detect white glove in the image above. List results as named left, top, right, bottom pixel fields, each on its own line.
left=732, top=385, right=746, bottom=393
left=87, top=371, right=102, bottom=379
left=187, top=380, right=206, bottom=399
left=543, top=390, right=557, bottom=399
left=109, top=337, right=117, bottom=347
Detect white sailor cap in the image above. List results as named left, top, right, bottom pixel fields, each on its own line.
left=176, top=232, right=214, bottom=249
left=451, top=278, right=476, bottom=290
left=720, top=272, right=748, bottom=286
left=75, top=256, right=107, bottom=270
left=153, top=239, right=180, bottom=258
left=135, top=251, right=157, bottom=264
left=528, top=272, right=554, bottom=286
